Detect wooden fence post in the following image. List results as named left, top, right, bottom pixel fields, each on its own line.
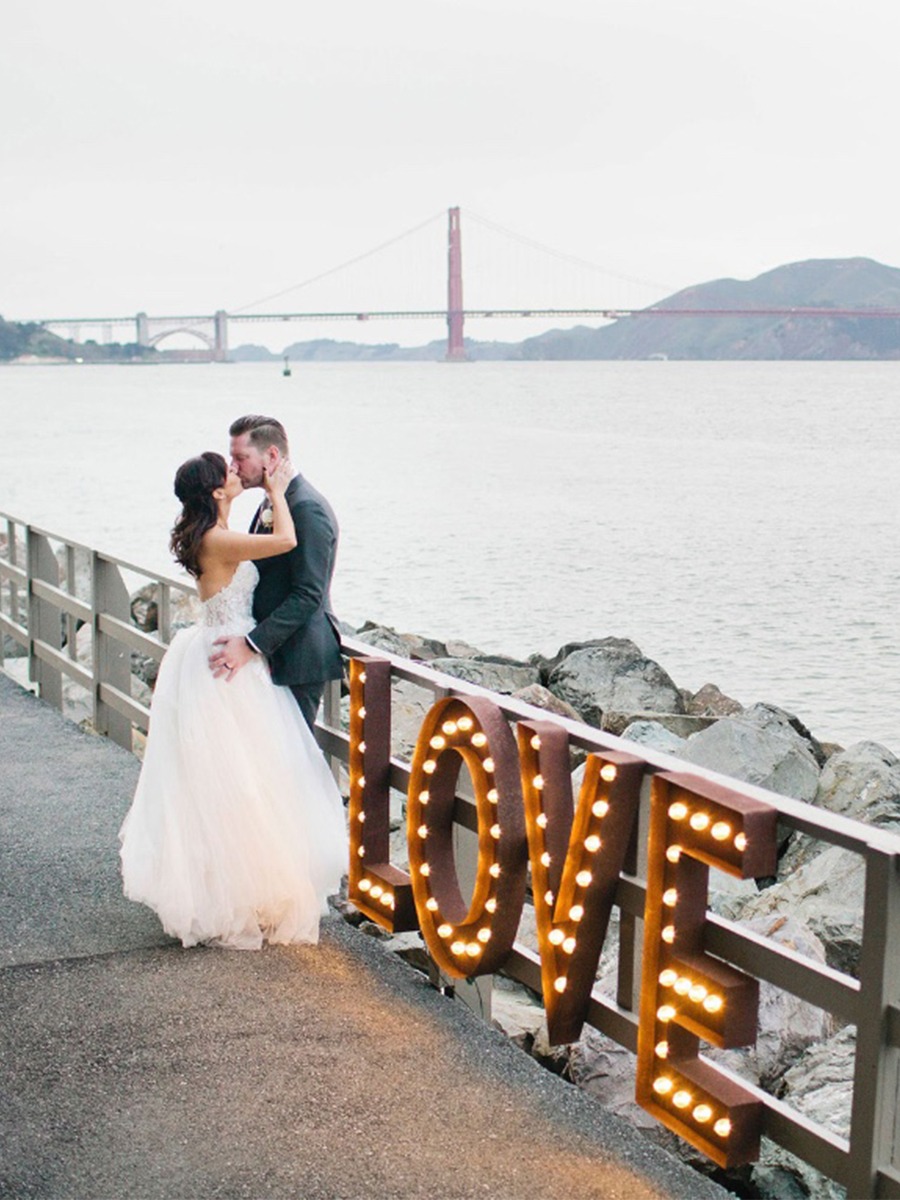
left=27, top=528, right=62, bottom=710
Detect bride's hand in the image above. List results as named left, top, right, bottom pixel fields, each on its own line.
left=263, top=457, right=292, bottom=497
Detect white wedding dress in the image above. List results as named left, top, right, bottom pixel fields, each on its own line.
left=119, top=560, right=348, bottom=949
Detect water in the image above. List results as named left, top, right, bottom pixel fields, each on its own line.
left=1, top=360, right=897, bottom=751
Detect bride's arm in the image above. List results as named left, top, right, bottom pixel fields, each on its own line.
left=205, top=462, right=297, bottom=565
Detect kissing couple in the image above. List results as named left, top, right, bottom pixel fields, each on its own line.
left=119, top=414, right=348, bottom=950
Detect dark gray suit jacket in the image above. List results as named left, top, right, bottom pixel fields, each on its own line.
left=249, top=473, right=342, bottom=687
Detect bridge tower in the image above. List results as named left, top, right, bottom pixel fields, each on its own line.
left=446, top=207, right=465, bottom=361
left=136, top=312, right=149, bottom=347
left=214, top=310, right=228, bottom=362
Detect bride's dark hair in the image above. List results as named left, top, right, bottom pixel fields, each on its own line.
left=170, top=451, right=227, bottom=578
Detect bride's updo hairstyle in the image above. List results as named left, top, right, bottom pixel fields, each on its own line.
left=170, top=451, right=227, bottom=578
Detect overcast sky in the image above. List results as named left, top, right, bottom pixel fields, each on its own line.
left=3, top=0, right=899, bottom=348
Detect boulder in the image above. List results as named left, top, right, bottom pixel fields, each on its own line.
left=779, top=741, right=900, bottom=877
left=748, top=1026, right=854, bottom=1200
left=683, top=683, right=743, bottom=718
left=708, top=915, right=834, bottom=1089
left=490, top=982, right=547, bottom=1051
left=681, top=704, right=821, bottom=803
left=428, top=656, right=541, bottom=694
left=738, top=845, right=864, bottom=976
left=620, top=720, right=688, bottom=757
left=511, top=682, right=582, bottom=721
left=353, top=621, right=450, bottom=661
left=546, top=638, right=684, bottom=730
left=130, top=584, right=199, bottom=636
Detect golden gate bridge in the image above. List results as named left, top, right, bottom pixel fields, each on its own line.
left=29, top=208, right=900, bottom=362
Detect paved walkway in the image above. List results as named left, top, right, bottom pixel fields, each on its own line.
left=0, top=673, right=729, bottom=1200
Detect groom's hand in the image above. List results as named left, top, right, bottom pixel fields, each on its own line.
left=209, top=636, right=255, bottom=681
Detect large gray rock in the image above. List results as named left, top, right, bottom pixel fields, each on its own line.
left=779, top=741, right=900, bottom=878
left=683, top=683, right=743, bottom=718
left=708, top=915, right=834, bottom=1089
left=546, top=638, right=684, bottom=730
left=682, top=703, right=821, bottom=803
left=428, top=656, right=541, bottom=694
left=738, top=844, right=864, bottom=976
left=353, top=621, right=452, bottom=661
left=748, top=1026, right=854, bottom=1200
left=620, top=720, right=688, bottom=757
left=511, top=682, right=582, bottom=721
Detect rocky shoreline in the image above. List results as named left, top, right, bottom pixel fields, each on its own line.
left=342, top=619, right=899, bottom=1200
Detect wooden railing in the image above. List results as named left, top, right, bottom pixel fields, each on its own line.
left=3, top=509, right=900, bottom=1196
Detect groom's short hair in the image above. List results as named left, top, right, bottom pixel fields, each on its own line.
left=230, top=414, right=289, bottom=456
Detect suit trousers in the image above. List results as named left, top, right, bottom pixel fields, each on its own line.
left=289, top=680, right=325, bottom=733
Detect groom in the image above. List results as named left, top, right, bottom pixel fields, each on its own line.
left=209, top=414, right=343, bottom=731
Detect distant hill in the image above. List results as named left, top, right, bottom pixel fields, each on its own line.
left=0, top=315, right=155, bottom=363
left=519, top=257, right=900, bottom=360
left=231, top=257, right=900, bottom=362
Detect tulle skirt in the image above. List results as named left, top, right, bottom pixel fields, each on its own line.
left=119, top=622, right=348, bottom=949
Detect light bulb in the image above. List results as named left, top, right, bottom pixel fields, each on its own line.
left=380, top=893, right=392, bottom=907
left=690, top=812, right=710, bottom=831
left=359, top=878, right=372, bottom=892
left=418, top=790, right=430, bottom=803
left=592, top=799, right=609, bottom=818
left=457, top=716, right=474, bottom=732
left=735, top=833, right=747, bottom=852
left=673, top=977, right=691, bottom=996
left=430, top=735, right=446, bottom=750
left=711, top=821, right=731, bottom=841
left=657, top=1004, right=676, bottom=1022
left=703, top=994, right=723, bottom=1014
left=562, top=937, right=577, bottom=955
left=426, top=897, right=438, bottom=911
left=532, top=774, right=544, bottom=790
left=693, top=1104, right=712, bottom=1124
left=477, top=928, right=491, bottom=943
left=536, top=813, right=548, bottom=828
left=417, top=824, right=428, bottom=838
left=471, top=731, right=487, bottom=747
left=451, top=941, right=465, bottom=956
left=662, top=888, right=678, bottom=907
left=668, top=802, right=688, bottom=821
left=485, top=898, right=497, bottom=913
left=713, top=1118, right=731, bottom=1138
left=358, top=776, right=366, bottom=790
left=672, top=1090, right=692, bottom=1110
left=689, top=984, right=707, bottom=1003
left=370, top=885, right=383, bottom=899
left=357, top=846, right=365, bottom=857
left=653, top=1077, right=673, bottom=1095
left=437, top=923, right=453, bottom=938
left=466, top=943, right=481, bottom=957
left=662, top=925, right=675, bottom=944
left=569, top=905, right=584, bottom=921
left=419, top=863, right=430, bottom=876
left=358, top=741, right=366, bottom=754
left=554, top=977, right=567, bottom=993
left=666, top=845, right=682, bottom=863
left=442, top=721, right=458, bottom=735
left=600, top=763, right=617, bottom=782
left=544, top=890, right=554, bottom=905
left=530, top=735, right=541, bottom=750
left=358, top=671, right=367, bottom=683
left=658, top=968, right=678, bottom=988
left=358, top=706, right=366, bottom=719
left=655, top=1041, right=669, bottom=1059
left=423, top=760, right=437, bottom=775
left=582, top=835, right=600, bottom=853
left=358, top=811, right=366, bottom=822
left=575, top=870, right=592, bottom=888
left=483, top=757, right=495, bottom=773
left=487, top=788, right=498, bottom=803
left=540, top=852, right=551, bottom=867
left=490, top=824, right=502, bottom=839
left=548, top=928, right=565, bottom=945
left=489, top=863, right=501, bottom=878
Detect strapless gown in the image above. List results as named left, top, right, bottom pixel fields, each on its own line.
left=119, top=560, right=348, bottom=949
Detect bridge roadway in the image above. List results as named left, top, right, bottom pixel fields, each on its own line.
left=0, top=674, right=728, bottom=1200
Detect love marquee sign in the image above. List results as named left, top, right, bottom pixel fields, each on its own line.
left=346, top=656, right=777, bottom=1168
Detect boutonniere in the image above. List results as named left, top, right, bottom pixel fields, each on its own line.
left=260, top=507, right=274, bottom=529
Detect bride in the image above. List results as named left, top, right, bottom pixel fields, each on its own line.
left=119, top=450, right=348, bottom=949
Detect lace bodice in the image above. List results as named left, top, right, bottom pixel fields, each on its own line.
left=200, top=560, right=258, bottom=634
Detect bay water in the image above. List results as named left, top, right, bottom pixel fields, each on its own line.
left=1, top=359, right=897, bottom=751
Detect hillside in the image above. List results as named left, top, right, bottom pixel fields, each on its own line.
left=0, top=316, right=156, bottom=363
left=519, top=257, right=900, bottom=360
